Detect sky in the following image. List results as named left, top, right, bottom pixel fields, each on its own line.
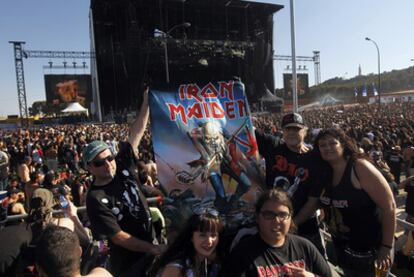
left=0, top=0, right=413, bottom=116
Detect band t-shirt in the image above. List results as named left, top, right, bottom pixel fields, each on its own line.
left=86, top=143, right=153, bottom=275
left=255, top=131, right=324, bottom=234
left=221, top=233, right=332, bottom=277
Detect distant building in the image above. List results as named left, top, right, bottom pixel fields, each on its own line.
left=358, top=64, right=362, bottom=76
left=368, top=90, right=414, bottom=104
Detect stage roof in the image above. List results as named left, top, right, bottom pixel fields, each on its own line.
left=92, top=0, right=283, bottom=15
left=166, top=0, right=284, bottom=14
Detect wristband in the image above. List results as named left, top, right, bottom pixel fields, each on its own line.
left=381, top=243, right=392, bottom=249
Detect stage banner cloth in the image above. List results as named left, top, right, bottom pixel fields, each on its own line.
left=150, top=81, right=265, bottom=228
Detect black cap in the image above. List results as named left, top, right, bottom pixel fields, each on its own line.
left=281, top=113, right=306, bottom=129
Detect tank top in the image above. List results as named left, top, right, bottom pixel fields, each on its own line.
left=321, top=159, right=381, bottom=252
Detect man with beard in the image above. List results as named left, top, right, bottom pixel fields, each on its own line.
left=255, top=113, right=326, bottom=256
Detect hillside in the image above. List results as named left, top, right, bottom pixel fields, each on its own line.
left=276, top=66, right=414, bottom=101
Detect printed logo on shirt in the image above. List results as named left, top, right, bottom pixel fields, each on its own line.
left=272, top=155, right=309, bottom=182
left=332, top=199, right=348, bottom=208
left=256, top=259, right=305, bottom=277
left=320, top=196, right=330, bottom=205
left=121, top=179, right=142, bottom=219
left=320, top=197, right=349, bottom=208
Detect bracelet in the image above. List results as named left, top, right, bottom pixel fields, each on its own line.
left=381, top=243, right=392, bottom=249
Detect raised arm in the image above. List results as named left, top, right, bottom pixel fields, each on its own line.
left=128, top=87, right=150, bottom=150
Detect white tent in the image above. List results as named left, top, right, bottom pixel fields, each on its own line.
left=298, top=101, right=321, bottom=112
left=258, top=87, right=284, bottom=112
left=258, top=88, right=284, bottom=103
left=320, top=95, right=342, bottom=106
left=61, top=102, right=89, bottom=116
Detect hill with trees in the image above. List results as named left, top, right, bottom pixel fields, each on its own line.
left=276, top=66, right=414, bottom=101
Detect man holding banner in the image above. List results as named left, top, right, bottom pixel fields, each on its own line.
left=85, top=87, right=165, bottom=277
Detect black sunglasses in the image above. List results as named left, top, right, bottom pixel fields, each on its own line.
left=193, top=207, right=219, bottom=217
left=90, top=155, right=115, bottom=167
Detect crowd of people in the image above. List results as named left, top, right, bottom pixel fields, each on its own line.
left=0, top=94, right=414, bottom=276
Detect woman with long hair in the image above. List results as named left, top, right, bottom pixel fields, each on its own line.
left=151, top=208, right=223, bottom=277
left=314, top=128, right=396, bottom=276
left=221, top=189, right=331, bottom=277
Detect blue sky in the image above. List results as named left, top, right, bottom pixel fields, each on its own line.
left=1, top=0, right=413, bottom=116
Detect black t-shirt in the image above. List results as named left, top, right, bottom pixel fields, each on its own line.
left=221, top=233, right=332, bottom=277
left=255, top=131, right=324, bottom=234
left=405, top=180, right=414, bottom=216
left=86, top=142, right=153, bottom=275
left=0, top=223, right=32, bottom=276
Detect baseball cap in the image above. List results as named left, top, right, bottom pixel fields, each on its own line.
left=281, top=113, right=306, bottom=129
left=82, top=140, right=110, bottom=164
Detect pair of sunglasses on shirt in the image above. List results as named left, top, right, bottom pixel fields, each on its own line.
left=90, top=155, right=115, bottom=167
left=193, top=207, right=219, bottom=217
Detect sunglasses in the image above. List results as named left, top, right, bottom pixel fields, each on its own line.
left=193, top=207, right=219, bottom=217
left=90, top=155, right=115, bottom=167
left=260, top=210, right=291, bottom=221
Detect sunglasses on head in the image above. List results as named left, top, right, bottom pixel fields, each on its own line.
left=193, top=207, right=219, bottom=217
left=90, top=155, right=115, bottom=167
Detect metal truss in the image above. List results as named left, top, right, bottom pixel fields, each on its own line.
left=24, top=50, right=94, bottom=59
left=274, top=51, right=321, bottom=85
left=9, top=41, right=93, bottom=127
left=9, top=41, right=29, bottom=127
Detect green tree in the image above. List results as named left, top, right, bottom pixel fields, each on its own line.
left=29, top=101, right=65, bottom=117
left=29, top=101, right=47, bottom=116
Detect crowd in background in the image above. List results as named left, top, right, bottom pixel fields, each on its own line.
left=0, top=101, right=414, bottom=276
left=255, top=102, right=414, bottom=186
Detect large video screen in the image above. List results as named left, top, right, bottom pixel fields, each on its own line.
left=283, top=73, right=310, bottom=99
left=44, top=74, right=92, bottom=108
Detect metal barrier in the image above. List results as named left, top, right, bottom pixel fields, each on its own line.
left=5, top=196, right=164, bottom=222
left=7, top=197, right=414, bottom=231
left=397, top=218, right=414, bottom=231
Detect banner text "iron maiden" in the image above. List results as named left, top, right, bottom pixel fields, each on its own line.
left=166, top=81, right=247, bottom=124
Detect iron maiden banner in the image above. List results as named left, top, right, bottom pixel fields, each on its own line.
left=150, top=81, right=265, bottom=227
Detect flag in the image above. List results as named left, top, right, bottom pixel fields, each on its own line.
left=354, top=86, right=358, bottom=97
left=149, top=80, right=264, bottom=222
left=372, top=82, right=378, bottom=96
left=362, top=84, right=367, bottom=97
